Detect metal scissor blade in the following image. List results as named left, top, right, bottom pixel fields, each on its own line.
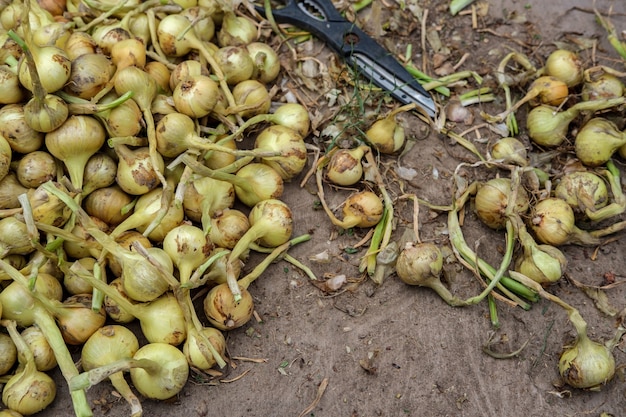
left=351, top=54, right=436, bottom=117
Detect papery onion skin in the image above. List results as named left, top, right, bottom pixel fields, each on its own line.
left=581, top=73, right=624, bottom=101
left=2, top=363, right=56, bottom=416
left=326, top=147, right=366, bottom=186
left=575, top=118, right=626, bottom=167
left=341, top=191, right=384, bottom=228
left=214, top=45, right=254, bottom=85
left=16, top=150, right=55, bottom=188
left=183, top=327, right=226, bottom=371
left=255, top=125, right=307, bottom=181
left=232, top=79, right=271, bottom=118
left=490, top=137, right=527, bottom=166
left=395, top=242, right=443, bottom=286
left=172, top=75, right=219, bottom=118
left=475, top=178, right=529, bottom=230
left=246, top=42, right=281, bottom=83
left=203, top=283, right=254, bottom=330
left=545, top=49, right=584, bottom=88
left=129, top=342, right=189, bottom=400
left=21, top=326, right=57, bottom=372
left=0, top=333, right=17, bottom=376
left=554, top=171, right=608, bottom=215
left=57, top=294, right=107, bottom=345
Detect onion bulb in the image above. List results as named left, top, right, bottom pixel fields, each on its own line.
left=582, top=72, right=624, bottom=101
left=183, top=326, right=226, bottom=371
left=0, top=332, right=17, bottom=376
left=21, top=326, right=56, bottom=372
left=396, top=242, right=467, bottom=306
left=209, top=209, right=250, bottom=249
left=0, top=103, right=45, bottom=153
left=214, top=45, right=254, bottom=85
left=1, top=320, right=56, bottom=415
left=0, top=273, right=63, bottom=327
left=575, top=117, right=626, bottom=167
left=530, top=198, right=601, bottom=246
left=45, top=115, right=106, bottom=192
left=554, top=171, right=609, bottom=216
left=84, top=186, right=133, bottom=227
left=365, top=106, right=408, bottom=154
left=16, top=150, right=55, bottom=188
left=490, top=137, right=527, bottom=166
left=64, top=53, right=115, bottom=100
left=335, top=191, right=383, bottom=229
left=255, top=124, right=308, bottom=181
left=182, top=175, right=235, bottom=232
left=559, top=331, right=615, bottom=390
left=172, top=75, right=219, bottom=118
left=81, top=153, right=118, bottom=197
left=53, top=294, right=106, bottom=345
left=475, top=178, right=529, bottom=230
left=326, top=146, right=367, bottom=186
left=81, top=325, right=142, bottom=417
left=114, top=144, right=164, bottom=195
left=544, top=49, right=584, bottom=88
left=216, top=12, right=257, bottom=46
left=232, top=79, right=271, bottom=118
left=163, top=224, right=213, bottom=284
left=247, top=42, right=281, bottom=83
left=27, top=181, right=72, bottom=227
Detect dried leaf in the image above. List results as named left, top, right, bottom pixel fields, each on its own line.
left=568, top=275, right=620, bottom=317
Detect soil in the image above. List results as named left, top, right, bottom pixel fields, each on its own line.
left=24, top=0, right=626, bottom=416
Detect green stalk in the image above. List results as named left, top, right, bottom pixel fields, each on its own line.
left=404, top=65, right=450, bottom=96
left=487, top=294, right=499, bottom=328
left=449, top=0, right=477, bottom=15
left=586, top=160, right=626, bottom=221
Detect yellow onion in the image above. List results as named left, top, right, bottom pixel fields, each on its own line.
left=530, top=197, right=600, bottom=246
left=114, top=144, right=164, bottom=195
left=365, top=109, right=406, bottom=154
left=232, top=79, right=271, bottom=118
left=475, top=177, right=529, bottom=230
left=51, top=294, right=106, bottom=345
left=63, top=31, right=97, bottom=60
left=209, top=208, right=250, bottom=249
left=216, top=11, right=257, bottom=46
left=0, top=65, right=24, bottom=104
left=16, top=150, right=55, bottom=188
left=179, top=6, right=215, bottom=42
left=326, top=146, right=367, bottom=186
left=396, top=242, right=467, bottom=306
left=103, top=278, right=137, bottom=324
left=544, top=49, right=584, bottom=88
left=172, top=74, right=219, bottom=118
left=559, top=327, right=615, bottom=390
left=129, top=343, right=189, bottom=400
left=27, top=181, right=73, bottom=227
left=1, top=321, right=56, bottom=415
left=0, top=103, right=45, bottom=153
left=110, top=187, right=184, bottom=243
left=17, top=43, right=71, bottom=93
left=203, top=282, right=254, bottom=330
left=554, top=171, right=609, bottom=215
left=183, top=174, right=235, bottom=232
left=21, top=326, right=56, bottom=372
left=337, top=191, right=384, bottom=229
left=110, top=38, right=146, bottom=71
left=144, top=61, right=171, bottom=95
left=169, top=60, right=209, bottom=91
left=90, top=22, right=131, bottom=55
left=80, top=325, right=141, bottom=417
left=214, top=45, right=254, bottom=84
left=255, top=124, right=308, bottom=181
left=246, top=41, right=281, bottom=83
left=0, top=273, right=62, bottom=327
left=0, top=173, right=29, bottom=210
left=81, top=152, right=118, bottom=196
left=96, top=92, right=143, bottom=138
left=63, top=257, right=96, bottom=296
left=0, top=133, right=11, bottom=182
left=64, top=53, right=115, bottom=99
left=183, top=326, right=226, bottom=371
left=0, top=332, right=17, bottom=376
left=582, top=72, right=624, bottom=101
left=490, top=137, right=527, bottom=166
left=83, top=185, right=133, bottom=226
left=163, top=224, right=213, bottom=284
left=575, top=117, right=626, bottom=167
left=45, top=115, right=106, bottom=192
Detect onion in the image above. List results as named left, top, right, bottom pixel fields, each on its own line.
left=396, top=242, right=467, bottom=306
left=183, top=326, right=226, bottom=371
left=16, top=150, right=55, bottom=188
left=72, top=342, right=189, bottom=401
left=0, top=64, right=24, bottom=104
left=64, top=53, right=115, bottom=100
left=1, top=320, right=56, bottom=416
left=106, top=231, right=152, bottom=277
left=529, top=197, right=601, bottom=246
left=0, top=216, right=34, bottom=258
left=209, top=208, right=250, bottom=249
left=45, top=115, right=106, bottom=192
left=0, top=103, right=45, bottom=153
left=510, top=213, right=566, bottom=286
left=526, top=98, right=624, bottom=147
left=21, top=326, right=56, bottom=372
left=0, top=332, right=17, bottom=376
left=114, top=144, right=164, bottom=196
left=27, top=181, right=72, bottom=227
left=172, top=74, right=219, bottom=118
left=254, top=125, right=308, bottom=181
left=475, top=177, right=529, bottom=230
left=81, top=152, right=118, bottom=197
left=334, top=191, right=384, bottom=229
left=544, top=49, right=584, bottom=88
left=0, top=173, right=29, bottom=210
left=63, top=31, right=97, bottom=60
left=246, top=42, right=281, bottom=83
left=103, top=278, right=137, bottom=324
left=232, top=79, right=271, bottom=118
left=582, top=72, right=624, bottom=101
left=62, top=217, right=108, bottom=260
left=214, top=45, right=254, bottom=85
left=110, top=187, right=184, bottom=242
left=121, top=247, right=175, bottom=302
left=216, top=12, right=257, bottom=46
left=169, top=60, right=209, bottom=91
left=84, top=185, right=133, bottom=226
left=365, top=105, right=410, bottom=154
left=575, top=117, right=626, bottom=167
left=63, top=257, right=96, bottom=295
left=179, top=6, right=215, bottom=43
left=145, top=61, right=171, bottom=95
left=96, top=92, right=144, bottom=138
left=183, top=174, right=235, bottom=232
left=554, top=171, right=609, bottom=216
left=184, top=156, right=284, bottom=207
left=91, top=22, right=131, bottom=55
left=80, top=325, right=142, bottom=417
left=326, top=146, right=367, bottom=186
left=559, top=330, right=615, bottom=390
left=17, top=43, right=71, bottom=93
left=44, top=293, right=106, bottom=345
left=163, top=224, right=213, bottom=284
left=225, top=199, right=293, bottom=301
left=490, top=137, right=527, bottom=166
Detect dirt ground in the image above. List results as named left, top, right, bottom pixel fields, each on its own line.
left=28, top=0, right=626, bottom=416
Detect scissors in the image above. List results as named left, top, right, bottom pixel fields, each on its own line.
left=255, top=0, right=437, bottom=117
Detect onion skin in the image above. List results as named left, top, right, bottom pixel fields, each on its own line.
left=255, top=125, right=307, bottom=181
left=545, top=49, right=584, bottom=88
left=326, top=146, right=367, bottom=186
left=203, top=283, right=254, bottom=330
left=340, top=191, right=384, bottom=228
left=129, top=343, right=189, bottom=400
left=0, top=333, right=17, bottom=376
left=554, top=171, right=608, bottom=216
left=490, top=137, right=527, bottom=166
